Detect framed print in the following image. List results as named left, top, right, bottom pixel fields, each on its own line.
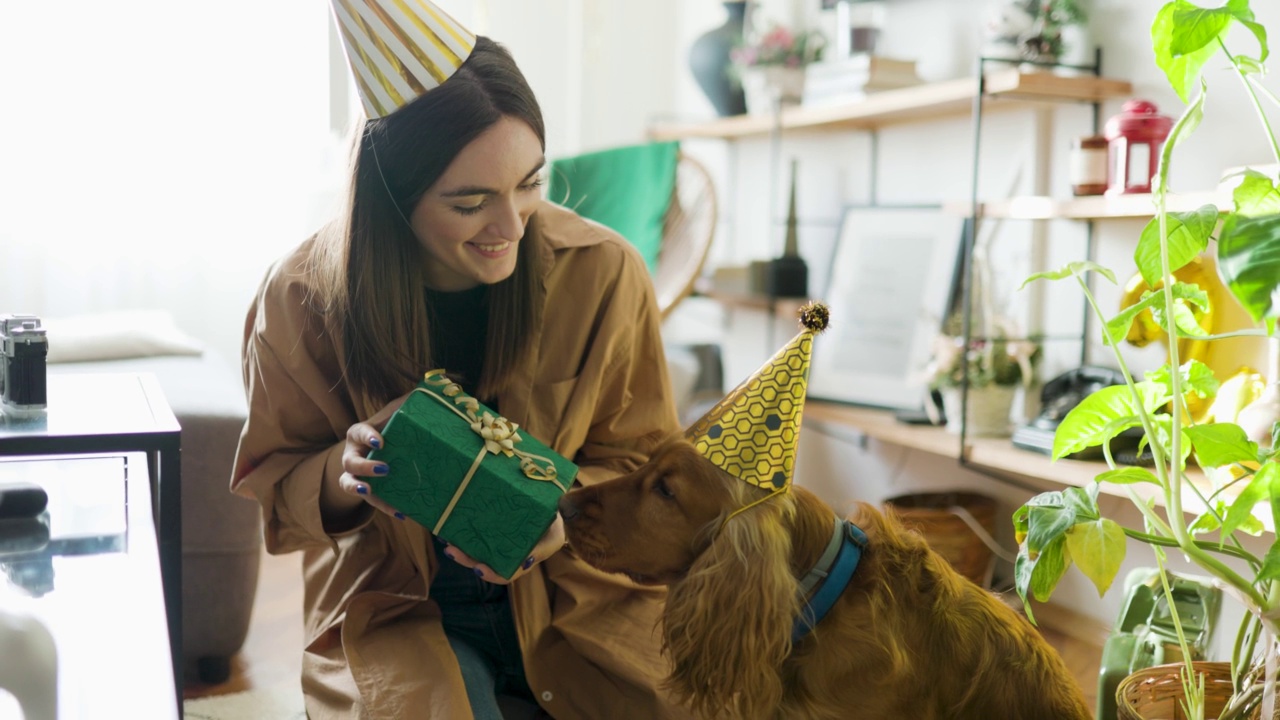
left=809, top=205, right=966, bottom=410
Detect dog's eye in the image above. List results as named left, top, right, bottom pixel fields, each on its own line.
left=654, top=477, right=676, bottom=500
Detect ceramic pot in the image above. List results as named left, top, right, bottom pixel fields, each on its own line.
left=941, top=385, right=1017, bottom=437
left=741, top=66, right=806, bottom=115
left=689, top=1, right=748, bottom=117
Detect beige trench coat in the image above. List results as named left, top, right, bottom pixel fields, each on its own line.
left=231, top=202, right=691, bottom=720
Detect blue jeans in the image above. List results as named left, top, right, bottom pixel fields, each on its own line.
left=431, top=541, right=533, bottom=719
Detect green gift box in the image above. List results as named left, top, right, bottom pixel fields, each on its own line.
left=367, top=370, right=578, bottom=578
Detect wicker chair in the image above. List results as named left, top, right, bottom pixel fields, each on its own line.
left=653, top=151, right=718, bottom=318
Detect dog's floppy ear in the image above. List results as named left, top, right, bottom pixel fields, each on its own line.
left=662, top=492, right=799, bottom=718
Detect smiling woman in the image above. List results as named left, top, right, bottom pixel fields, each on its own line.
left=410, top=118, right=547, bottom=292
left=228, top=4, right=691, bottom=719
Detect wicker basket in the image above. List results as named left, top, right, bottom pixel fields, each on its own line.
left=882, top=491, right=997, bottom=586
left=1116, top=661, right=1272, bottom=720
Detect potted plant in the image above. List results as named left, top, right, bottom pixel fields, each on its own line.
left=730, top=21, right=826, bottom=113
left=924, top=312, right=1041, bottom=437
left=1014, top=2, right=1280, bottom=718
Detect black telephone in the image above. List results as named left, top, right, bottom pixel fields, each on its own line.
left=1012, top=365, right=1130, bottom=457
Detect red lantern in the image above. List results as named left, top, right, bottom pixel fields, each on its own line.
left=1104, top=99, right=1173, bottom=195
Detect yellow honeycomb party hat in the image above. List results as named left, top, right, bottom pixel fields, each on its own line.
left=328, top=0, right=476, bottom=119
left=685, top=302, right=830, bottom=493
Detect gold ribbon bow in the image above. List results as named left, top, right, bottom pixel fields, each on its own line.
left=417, top=370, right=564, bottom=535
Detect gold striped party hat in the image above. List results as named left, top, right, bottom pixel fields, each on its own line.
left=329, top=0, right=476, bottom=119
left=685, top=302, right=830, bottom=491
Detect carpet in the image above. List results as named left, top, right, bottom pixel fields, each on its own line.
left=184, top=685, right=306, bottom=720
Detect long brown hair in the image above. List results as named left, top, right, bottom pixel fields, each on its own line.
left=314, top=37, right=546, bottom=406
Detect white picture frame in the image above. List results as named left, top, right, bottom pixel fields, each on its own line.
left=809, top=205, right=966, bottom=410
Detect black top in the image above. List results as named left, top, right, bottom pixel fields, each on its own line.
left=425, top=284, right=490, bottom=400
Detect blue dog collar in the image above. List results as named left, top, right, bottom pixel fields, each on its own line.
left=792, top=518, right=867, bottom=643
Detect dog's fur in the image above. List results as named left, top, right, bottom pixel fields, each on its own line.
left=559, top=438, right=1093, bottom=719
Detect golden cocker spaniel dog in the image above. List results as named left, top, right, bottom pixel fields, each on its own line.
left=558, top=438, right=1092, bottom=719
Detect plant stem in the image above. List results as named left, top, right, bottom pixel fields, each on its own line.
left=1149, top=87, right=1269, bottom=610
left=1220, top=38, right=1280, bottom=165
left=1248, top=75, right=1280, bottom=115
left=1121, top=526, right=1261, bottom=568
left=1196, top=329, right=1274, bottom=341
left=1155, top=549, right=1203, bottom=720
left=1075, top=277, right=1172, bottom=489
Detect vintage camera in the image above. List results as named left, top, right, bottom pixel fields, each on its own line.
left=0, top=315, right=49, bottom=418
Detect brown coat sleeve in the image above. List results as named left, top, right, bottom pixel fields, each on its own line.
left=230, top=247, right=372, bottom=555
left=565, top=238, right=675, bottom=484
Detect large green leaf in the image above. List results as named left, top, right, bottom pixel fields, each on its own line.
left=1020, top=261, right=1118, bottom=290
left=1053, top=382, right=1170, bottom=459
left=1168, top=2, right=1234, bottom=55
left=1232, top=171, right=1280, bottom=217
left=1217, top=213, right=1280, bottom=329
left=1096, top=467, right=1162, bottom=486
left=1066, top=519, right=1127, bottom=596
left=1147, top=416, right=1195, bottom=468
left=1146, top=360, right=1221, bottom=399
left=1104, top=283, right=1209, bottom=347
left=1031, top=535, right=1071, bottom=604
left=1062, top=486, right=1101, bottom=522
left=1149, top=283, right=1212, bottom=339
left=1186, top=422, right=1261, bottom=469
left=1227, top=0, right=1269, bottom=62
left=1256, top=539, right=1280, bottom=582
left=1153, top=3, right=1224, bottom=102
left=1026, top=505, right=1077, bottom=556
left=1222, top=461, right=1279, bottom=536
left=1134, top=206, right=1219, bottom=286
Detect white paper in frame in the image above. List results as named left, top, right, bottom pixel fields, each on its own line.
left=809, top=206, right=966, bottom=410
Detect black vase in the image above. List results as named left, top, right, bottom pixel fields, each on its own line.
left=689, top=1, right=748, bottom=117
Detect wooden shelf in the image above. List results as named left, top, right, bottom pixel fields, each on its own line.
left=648, top=69, right=1133, bottom=141
left=696, top=289, right=808, bottom=314
left=944, top=191, right=1233, bottom=220
left=803, top=401, right=1271, bottom=532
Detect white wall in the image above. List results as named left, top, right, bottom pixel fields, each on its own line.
left=0, top=0, right=683, bottom=365
left=663, top=0, right=1280, bottom=661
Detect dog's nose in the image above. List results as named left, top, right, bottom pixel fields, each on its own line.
left=558, top=494, right=580, bottom=521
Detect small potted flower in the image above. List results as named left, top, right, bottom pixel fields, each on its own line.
left=730, top=22, right=826, bottom=113
left=923, top=313, right=1041, bottom=437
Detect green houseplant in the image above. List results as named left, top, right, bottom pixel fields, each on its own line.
left=1014, top=1, right=1280, bottom=718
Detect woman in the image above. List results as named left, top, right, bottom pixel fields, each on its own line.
left=230, top=14, right=688, bottom=719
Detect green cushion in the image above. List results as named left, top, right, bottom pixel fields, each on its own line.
left=548, top=141, right=679, bottom=274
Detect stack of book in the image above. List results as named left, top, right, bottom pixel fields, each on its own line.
left=802, top=55, right=922, bottom=107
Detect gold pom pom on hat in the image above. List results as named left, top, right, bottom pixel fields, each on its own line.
left=685, top=301, right=831, bottom=493
left=329, top=0, right=476, bottom=119
left=798, top=301, right=830, bottom=334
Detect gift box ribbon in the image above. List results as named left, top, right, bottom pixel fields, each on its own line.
left=417, top=369, right=566, bottom=535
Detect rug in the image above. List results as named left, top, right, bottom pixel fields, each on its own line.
left=184, top=685, right=306, bottom=720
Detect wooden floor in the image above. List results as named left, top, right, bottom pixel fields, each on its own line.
left=183, top=545, right=1103, bottom=711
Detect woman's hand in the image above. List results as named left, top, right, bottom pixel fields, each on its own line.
left=332, top=392, right=412, bottom=520
left=440, top=514, right=566, bottom=584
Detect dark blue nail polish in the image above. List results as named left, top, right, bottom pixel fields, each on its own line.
left=474, top=568, right=485, bottom=578
left=373, top=464, right=389, bottom=475
left=394, top=512, right=405, bottom=520
left=369, top=437, right=381, bottom=449
left=434, top=536, right=446, bottom=545
left=522, top=556, right=535, bottom=570
left=355, top=485, right=368, bottom=495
